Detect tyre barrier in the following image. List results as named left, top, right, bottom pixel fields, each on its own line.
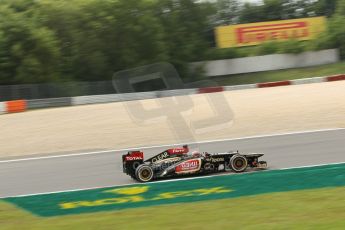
left=6, top=100, right=27, bottom=113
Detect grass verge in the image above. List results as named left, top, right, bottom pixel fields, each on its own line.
left=215, top=61, right=345, bottom=86
left=1, top=186, right=345, bottom=230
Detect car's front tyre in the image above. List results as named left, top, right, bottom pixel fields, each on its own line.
left=230, top=155, right=248, bottom=172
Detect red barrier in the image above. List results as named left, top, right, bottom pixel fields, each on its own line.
left=257, top=81, right=291, bottom=88
left=198, top=86, right=224, bottom=94
left=326, top=74, right=345, bottom=82
left=6, top=100, right=27, bottom=113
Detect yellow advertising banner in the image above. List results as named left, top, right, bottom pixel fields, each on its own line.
left=215, top=17, right=327, bottom=48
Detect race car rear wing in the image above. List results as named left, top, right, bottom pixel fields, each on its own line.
left=123, top=151, right=144, bottom=161
left=122, top=151, right=144, bottom=175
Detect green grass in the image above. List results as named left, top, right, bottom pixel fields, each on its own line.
left=2, top=187, right=345, bottom=230
left=215, top=61, right=345, bottom=86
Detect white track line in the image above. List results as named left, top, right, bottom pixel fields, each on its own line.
left=1, top=127, right=344, bottom=164
left=2, top=161, right=345, bottom=199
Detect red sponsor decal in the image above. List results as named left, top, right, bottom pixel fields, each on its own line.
left=236, top=21, right=309, bottom=44
left=175, top=159, right=200, bottom=173
left=167, top=147, right=189, bottom=155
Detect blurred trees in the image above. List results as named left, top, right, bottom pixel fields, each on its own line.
left=0, top=2, right=61, bottom=84
left=239, top=0, right=323, bottom=23
left=327, top=0, right=345, bottom=58
left=314, top=0, right=338, bottom=17
left=0, top=0, right=214, bottom=84
left=0, top=0, right=344, bottom=85
left=153, top=0, right=214, bottom=77
left=308, top=0, right=345, bottom=59
left=28, top=0, right=171, bottom=82
left=213, top=0, right=241, bottom=25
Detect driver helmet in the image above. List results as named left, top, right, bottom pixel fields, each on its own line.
left=191, top=150, right=201, bottom=158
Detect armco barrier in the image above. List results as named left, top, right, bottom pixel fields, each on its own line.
left=117, top=92, right=157, bottom=101
left=0, top=102, right=5, bottom=114
left=5, top=100, right=27, bottom=113
left=72, top=94, right=121, bottom=106
left=1, top=74, right=345, bottom=114
left=27, top=98, right=72, bottom=110
left=157, top=89, right=197, bottom=98
left=72, top=92, right=158, bottom=106
left=72, top=90, right=197, bottom=106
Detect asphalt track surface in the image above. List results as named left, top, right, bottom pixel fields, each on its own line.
left=1, top=129, right=345, bottom=198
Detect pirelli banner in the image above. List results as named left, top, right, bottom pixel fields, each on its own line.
left=215, top=17, right=327, bottom=48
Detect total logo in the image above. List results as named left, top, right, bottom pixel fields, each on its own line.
left=125, top=156, right=143, bottom=161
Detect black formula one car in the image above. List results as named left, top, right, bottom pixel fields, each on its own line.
left=122, top=145, right=267, bottom=182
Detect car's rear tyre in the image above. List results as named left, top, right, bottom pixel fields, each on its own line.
left=230, top=155, right=248, bottom=172
left=135, top=165, right=154, bottom=182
